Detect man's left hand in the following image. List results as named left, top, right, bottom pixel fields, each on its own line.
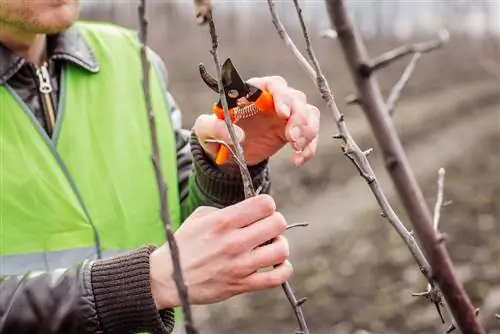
left=193, top=75, right=320, bottom=167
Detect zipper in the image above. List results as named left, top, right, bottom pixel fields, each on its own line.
left=35, top=62, right=56, bottom=136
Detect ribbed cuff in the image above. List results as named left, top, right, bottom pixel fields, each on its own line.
left=190, top=132, right=271, bottom=205
left=90, top=245, right=175, bottom=334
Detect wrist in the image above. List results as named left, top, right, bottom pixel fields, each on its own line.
left=150, top=246, right=179, bottom=310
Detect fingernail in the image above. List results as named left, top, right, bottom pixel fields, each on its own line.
left=295, top=138, right=306, bottom=151
left=289, top=125, right=301, bottom=141
left=280, top=104, right=290, bottom=118
left=235, top=127, right=244, bottom=140
left=294, top=155, right=304, bottom=166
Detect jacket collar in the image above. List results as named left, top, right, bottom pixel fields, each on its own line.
left=0, top=23, right=100, bottom=84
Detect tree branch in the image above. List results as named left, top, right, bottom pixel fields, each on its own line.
left=386, top=52, right=422, bottom=116
left=204, top=9, right=310, bottom=334
left=324, top=0, right=483, bottom=332
left=207, top=14, right=255, bottom=199
left=368, top=29, right=449, bottom=73
left=137, top=2, right=197, bottom=333
left=433, top=168, right=446, bottom=231
left=268, top=0, right=438, bottom=307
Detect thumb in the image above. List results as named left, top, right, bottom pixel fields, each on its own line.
left=193, top=114, right=245, bottom=160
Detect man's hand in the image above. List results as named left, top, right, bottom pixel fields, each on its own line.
left=149, top=194, right=292, bottom=309
left=193, top=76, right=320, bottom=167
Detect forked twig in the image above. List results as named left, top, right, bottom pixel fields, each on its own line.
left=137, top=2, right=197, bottom=333
left=268, top=0, right=447, bottom=325
left=367, top=29, right=449, bottom=74
left=386, top=52, right=422, bottom=116
left=204, top=9, right=310, bottom=334
left=324, top=0, right=482, bottom=332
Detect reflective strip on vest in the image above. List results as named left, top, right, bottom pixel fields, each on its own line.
left=0, top=248, right=131, bottom=276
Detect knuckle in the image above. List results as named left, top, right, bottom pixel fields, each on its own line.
left=266, top=270, right=287, bottom=288
left=293, top=89, right=307, bottom=102
left=309, top=104, right=320, bottom=117
left=222, top=237, right=244, bottom=257
left=270, top=75, right=287, bottom=86
left=254, top=194, right=276, bottom=216
left=275, top=237, right=290, bottom=262
left=271, top=212, right=287, bottom=234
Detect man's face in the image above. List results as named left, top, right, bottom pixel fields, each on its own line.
left=0, top=0, right=80, bottom=34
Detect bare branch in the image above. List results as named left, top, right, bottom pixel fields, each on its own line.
left=286, top=222, right=310, bottom=230
left=267, top=0, right=316, bottom=83
left=269, top=0, right=438, bottom=309
left=320, top=29, right=338, bottom=40
left=204, top=9, right=309, bottom=334
left=433, top=168, right=446, bottom=231
left=207, top=14, right=255, bottom=199
left=345, top=94, right=361, bottom=106
left=324, top=0, right=482, bottom=332
left=386, top=52, right=422, bottom=116
left=137, top=2, right=197, bottom=333
left=369, top=29, right=449, bottom=73
left=204, top=139, right=251, bottom=178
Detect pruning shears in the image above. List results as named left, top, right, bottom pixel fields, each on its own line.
left=199, top=58, right=275, bottom=165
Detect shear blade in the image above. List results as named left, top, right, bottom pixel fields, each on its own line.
left=198, top=63, right=219, bottom=93
left=220, top=59, right=249, bottom=97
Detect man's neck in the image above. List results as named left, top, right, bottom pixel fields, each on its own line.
left=0, top=24, right=47, bottom=65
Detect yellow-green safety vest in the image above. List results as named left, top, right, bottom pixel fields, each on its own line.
left=0, top=21, right=181, bottom=276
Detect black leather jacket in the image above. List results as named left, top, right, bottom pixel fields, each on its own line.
left=0, top=23, right=270, bottom=333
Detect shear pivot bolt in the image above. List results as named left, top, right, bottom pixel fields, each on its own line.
left=228, top=89, right=239, bottom=98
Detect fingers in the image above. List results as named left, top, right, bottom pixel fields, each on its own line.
left=235, top=235, right=290, bottom=276
left=247, top=76, right=291, bottom=118
left=240, top=211, right=287, bottom=248
left=292, top=136, right=318, bottom=166
left=285, top=103, right=320, bottom=152
left=192, top=114, right=245, bottom=158
left=210, top=194, right=277, bottom=230
left=239, top=261, right=293, bottom=291
left=189, top=205, right=219, bottom=220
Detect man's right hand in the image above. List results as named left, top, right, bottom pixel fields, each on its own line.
left=149, top=194, right=292, bottom=309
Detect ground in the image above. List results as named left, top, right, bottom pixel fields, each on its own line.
left=81, top=5, right=500, bottom=333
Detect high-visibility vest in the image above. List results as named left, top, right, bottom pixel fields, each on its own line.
left=0, top=21, right=182, bottom=276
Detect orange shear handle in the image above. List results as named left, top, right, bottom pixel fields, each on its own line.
left=212, top=90, right=274, bottom=165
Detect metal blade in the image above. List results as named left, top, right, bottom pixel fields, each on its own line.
left=220, top=58, right=250, bottom=96
left=198, top=63, right=219, bottom=93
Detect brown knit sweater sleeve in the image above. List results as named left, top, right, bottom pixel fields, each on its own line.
left=89, top=246, right=175, bottom=334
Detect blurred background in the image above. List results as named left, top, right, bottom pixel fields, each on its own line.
left=81, top=1, right=499, bottom=333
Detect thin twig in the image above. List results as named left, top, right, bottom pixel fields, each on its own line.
left=207, top=14, right=255, bottom=199
left=386, top=52, right=422, bottom=116
left=345, top=94, right=361, bottom=106
left=446, top=308, right=480, bottom=333
left=205, top=9, right=309, bottom=334
left=369, top=29, right=449, bottom=73
left=324, top=0, right=482, bottom=332
left=269, top=0, right=444, bottom=322
left=286, top=223, right=310, bottom=230
left=137, top=2, right=197, bottom=333
left=204, top=139, right=249, bottom=176
left=433, top=168, right=446, bottom=231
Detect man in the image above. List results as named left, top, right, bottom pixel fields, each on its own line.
left=0, top=1, right=320, bottom=333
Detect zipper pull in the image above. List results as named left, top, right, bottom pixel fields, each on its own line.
left=35, top=62, right=56, bottom=134
left=36, top=63, right=53, bottom=94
